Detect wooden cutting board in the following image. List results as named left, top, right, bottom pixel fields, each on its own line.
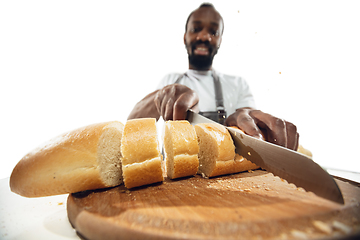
left=67, top=170, right=360, bottom=240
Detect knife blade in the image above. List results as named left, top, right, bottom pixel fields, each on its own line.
left=187, top=110, right=344, bottom=204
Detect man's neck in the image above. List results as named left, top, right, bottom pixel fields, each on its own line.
left=189, top=64, right=212, bottom=71
left=187, top=69, right=212, bottom=77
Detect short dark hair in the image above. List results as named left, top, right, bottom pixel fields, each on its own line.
left=185, top=3, right=224, bottom=35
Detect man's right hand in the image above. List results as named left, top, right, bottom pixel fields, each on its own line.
left=154, top=84, right=199, bottom=121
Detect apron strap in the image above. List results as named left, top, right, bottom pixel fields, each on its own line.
left=211, top=70, right=225, bottom=112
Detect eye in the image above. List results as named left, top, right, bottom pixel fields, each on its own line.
left=211, top=29, right=219, bottom=37
left=190, top=27, right=201, bottom=33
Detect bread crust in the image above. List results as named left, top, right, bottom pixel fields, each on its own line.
left=209, top=154, right=259, bottom=177
left=164, top=121, right=199, bottom=179
left=10, top=121, right=124, bottom=197
left=122, top=158, right=164, bottom=189
left=121, top=118, right=164, bottom=188
left=170, top=154, right=199, bottom=179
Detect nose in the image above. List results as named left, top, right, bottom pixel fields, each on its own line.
left=196, top=29, right=211, bottom=42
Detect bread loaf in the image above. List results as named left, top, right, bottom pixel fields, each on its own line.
left=164, top=120, right=199, bottom=179
left=10, top=121, right=124, bottom=197
left=121, top=118, right=164, bottom=188
left=195, top=123, right=236, bottom=177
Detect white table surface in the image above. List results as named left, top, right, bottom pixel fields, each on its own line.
left=1, top=170, right=359, bottom=240
left=0, top=178, right=79, bottom=240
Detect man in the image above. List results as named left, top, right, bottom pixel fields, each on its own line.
left=128, top=3, right=299, bottom=151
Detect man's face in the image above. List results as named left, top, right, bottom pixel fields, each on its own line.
left=184, top=7, right=223, bottom=70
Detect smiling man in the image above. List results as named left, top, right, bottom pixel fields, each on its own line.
left=185, top=3, right=223, bottom=70
left=128, top=3, right=299, bottom=151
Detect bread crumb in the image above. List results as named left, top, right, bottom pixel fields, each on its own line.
left=248, top=170, right=254, bottom=173
left=244, top=189, right=251, bottom=192
left=201, top=173, right=208, bottom=179
left=291, top=230, right=307, bottom=239
left=333, top=221, right=352, bottom=234
left=265, top=188, right=271, bottom=191
left=58, top=202, right=63, bottom=205
left=313, top=220, right=332, bottom=234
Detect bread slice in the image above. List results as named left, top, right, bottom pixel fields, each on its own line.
left=164, top=120, right=199, bottom=179
left=121, top=118, right=163, bottom=188
left=195, top=123, right=236, bottom=178
left=10, top=121, right=124, bottom=197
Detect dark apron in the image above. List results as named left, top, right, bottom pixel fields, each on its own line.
left=175, top=71, right=227, bottom=124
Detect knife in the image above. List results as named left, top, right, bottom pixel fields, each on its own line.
left=187, top=110, right=344, bottom=204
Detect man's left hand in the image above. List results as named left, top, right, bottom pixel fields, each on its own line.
left=225, top=108, right=299, bottom=151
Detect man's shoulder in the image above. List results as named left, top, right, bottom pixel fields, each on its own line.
left=157, top=72, right=184, bottom=89
left=215, top=70, right=245, bottom=82
left=161, top=72, right=183, bottom=83
left=163, top=72, right=183, bottom=78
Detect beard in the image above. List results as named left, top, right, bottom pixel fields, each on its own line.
left=187, top=41, right=218, bottom=70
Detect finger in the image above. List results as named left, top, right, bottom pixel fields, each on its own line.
left=190, top=102, right=199, bottom=113
left=154, top=91, right=162, bottom=114
left=235, top=110, right=264, bottom=140
left=250, top=110, right=287, bottom=147
left=285, top=121, right=299, bottom=151
left=156, top=88, right=168, bottom=117
left=270, top=118, right=287, bottom=147
left=173, top=91, right=199, bottom=120
left=163, top=98, right=174, bottom=121
left=294, top=132, right=299, bottom=151
left=224, top=114, right=237, bottom=127
left=159, top=87, right=175, bottom=119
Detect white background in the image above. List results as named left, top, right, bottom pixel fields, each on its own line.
left=1, top=0, right=359, bottom=180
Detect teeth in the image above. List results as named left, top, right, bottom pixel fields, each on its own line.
left=194, top=46, right=209, bottom=55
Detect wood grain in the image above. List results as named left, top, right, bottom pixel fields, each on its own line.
left=67, top=170, right=360, bottom=240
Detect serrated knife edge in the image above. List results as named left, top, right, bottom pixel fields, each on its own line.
left=187, top=110, right=344, bottom=204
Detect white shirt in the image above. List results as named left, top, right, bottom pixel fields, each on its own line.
left=156, top=69, right=256, bottom=116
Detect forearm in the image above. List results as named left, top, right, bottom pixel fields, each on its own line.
left=127, top=90, right=161, bottom=120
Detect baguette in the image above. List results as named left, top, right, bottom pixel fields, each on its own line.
left=164, top=120, right=199, bottom=179
left=121, top=118, right=164, bottom=188
left=10, top=121, right=124, bottom=197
